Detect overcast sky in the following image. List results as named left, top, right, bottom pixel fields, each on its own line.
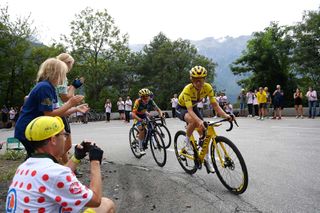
left=1, top=0, right=319, bottom=45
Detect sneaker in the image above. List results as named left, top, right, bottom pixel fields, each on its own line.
left=277, top=117, right=282, bottom=120
left=204, top=160, right=215, bottom=173
left=271, top=117, right=276, bottom=119
left=139, top=148, right=146, bottom=155
left=296, top=115, right=299, bottom=118
left=261, top=117, right=264, bottom=120
left=300, top=116, right=304, bottom=119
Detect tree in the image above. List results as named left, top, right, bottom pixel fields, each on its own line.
left=0, top=5, right=36, bottom=107
left=138, top=32, right=216, bottom=109
left=292, top=8, right=320, bottom=92
left=230, top=22, right=296, bottom=106
left=62, top=7, right=130, bottom=110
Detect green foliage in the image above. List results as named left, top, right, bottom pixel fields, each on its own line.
left=0, top=5, right=65, bottom=107
left=138, top=33, right=216, bottom=109
left=231, top=22, right=297, bottom=106
left=292, top=8, right=320, bottom=92
left=0, top=150, right=26, bottom=160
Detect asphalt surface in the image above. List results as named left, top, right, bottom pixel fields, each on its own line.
left=1, top=116, right=320, bottom=213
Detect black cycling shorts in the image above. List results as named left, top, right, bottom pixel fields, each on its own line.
left=176, top=104, right=203, bottom=122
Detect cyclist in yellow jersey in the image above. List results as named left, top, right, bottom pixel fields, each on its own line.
left=176, top=66, right=233, bottom=173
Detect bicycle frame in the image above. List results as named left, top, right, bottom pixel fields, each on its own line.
left=180, top=122, right=231, bottom=167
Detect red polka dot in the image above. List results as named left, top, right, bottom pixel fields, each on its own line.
left=55, top=196, right=61, bottom=202
left=38, top=208, right=45, bottom=213
left=20, top=169, right=24, bottom=175
left=75, top=200, right=81, bottom=206
left=42, top=174, right=49, bottom=181
left=57, top=182, right=64, bottom=188
left=27, top=183, right=32, bottom=190
left=61, top=202, right=68, bottom=207
left=66, top=175, right=72, bottom=182
left=19, top=182, right=24, bottom=188
left=37, top=197, right=45, bottom=203
left=24, top=196, right=30, bottom=203
left=82, top=193, right=88, bottom=198
left=25, top=169, right=29, bottom=175
left=39, top=186, right=46, bottom=193
left=16, top=169, right=20, bottom=174
left=14, top=181, right=18, bottom=187
left=24, top=210, right=30, bottom=213
left=31, top=170, right=37, bottom=177
left=63, top=207, right=73, bottom=211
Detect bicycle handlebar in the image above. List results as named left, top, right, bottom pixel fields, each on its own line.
left=199, top=115, right=238, bottom=140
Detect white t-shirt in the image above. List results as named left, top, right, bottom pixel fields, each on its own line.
left=9, top=109, right=16, bottom=120
left=306, top=90, right=318, bottom=101
left=117, top=101, right=125, bottom=111
left=6, top=157, right=93, bottom=213
left=171, top=98, right=178, bottom=108
left=125, top=100, right=132, bottom=111
left=105, top=103, right=112, bottom=113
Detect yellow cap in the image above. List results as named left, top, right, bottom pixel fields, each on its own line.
left=25, top=116, right=65, bottom=141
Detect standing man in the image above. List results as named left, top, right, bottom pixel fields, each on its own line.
left=272, top=85, right=284, bottom=119
left=306, top=86, right=318, bottom=119
left=171, top=94, right=178, bottom=118
left=6, top=116, right=115, bottom=212
left=238, top=89, right=247, bottom=116
left=124, top=96, right=132, bottom=123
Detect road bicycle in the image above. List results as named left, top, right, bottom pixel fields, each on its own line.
left=153, top=117, right=171, bottom=149
left=174, top=117, right=248, bottom=194
left=129, top=117, right=167, bottom=167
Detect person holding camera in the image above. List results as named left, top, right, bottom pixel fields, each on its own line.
left=6, top=116, right=115, bottom=213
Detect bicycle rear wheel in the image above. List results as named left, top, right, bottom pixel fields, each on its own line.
left=174, top=131, right=197, bottom=174
left=155, top=123, right=171, bottom=149
left=129, top=126, right=142, bottom=159
left=211, top=136, right=248, bottom=194
left=150, top=131, right=167, bottom=167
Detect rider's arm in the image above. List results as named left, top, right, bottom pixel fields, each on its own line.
left=132, top=111, right=143, bottom=121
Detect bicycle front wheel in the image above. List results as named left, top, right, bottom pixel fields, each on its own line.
left=150, top=131, right=167, bottom=167
left=174, top=131, right=197, bottom=174
left=211, top=136, right=248, bottom=194
left=155, top=123, right=171, bottom=149
left=129, top=126, right=142, bottom=159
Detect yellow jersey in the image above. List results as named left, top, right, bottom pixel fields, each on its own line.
left=178, top=83, right=216, bottom=108
left=256, top=91, right=267, bottom=104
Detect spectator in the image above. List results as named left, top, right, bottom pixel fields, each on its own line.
left=171, top=94, right=178, bottom=118
left=272, top=85, right=284, bottom=120
left=14, top=58, right=88, bottom=157
left=6, top=116, right=115, bottom=212
left=305, top=86, right=317, bottom=119
left=246, top=90, right=254, bottom=117
left=117, top=97, right=125, bottom=120
left=124, top=96, right=132, bottom=123
left=224, top=102, right=233, bottom=114
left=105, top=99, right=112, bottom=122
left=253, top=89, right=259, bottom=117
left=9, top=107, right=17, bottom=127
left=264, top=87, right=271, bottom=118
left=238, top=89, right=246, bottom=116
left=218, top=92, right=228, bottom=112
left=256, top=87, right=267, bottom=120
left=1, top=105, right=9, bottom=128
left=294, top=88, right=304, bottom=118
left=56, top=53, right=88, bottom=165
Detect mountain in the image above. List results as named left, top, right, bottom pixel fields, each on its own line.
left=129, top=35, right=252, bottom=103
left=191, top=35, right=252, bottom=103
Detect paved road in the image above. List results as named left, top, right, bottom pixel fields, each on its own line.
left=1, top=117, right=320, bottom=212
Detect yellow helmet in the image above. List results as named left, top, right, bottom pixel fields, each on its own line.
left=190, top=66, right=207, bottom=78
left=25, top=116, right=65, bottom=141
left=139, top=88, right=151, bottom=97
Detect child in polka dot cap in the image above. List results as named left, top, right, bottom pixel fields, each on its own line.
left=6, top=116, right=115, bottom=213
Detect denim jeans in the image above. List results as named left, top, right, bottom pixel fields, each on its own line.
left=308, top=101, right=317, bottom=118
